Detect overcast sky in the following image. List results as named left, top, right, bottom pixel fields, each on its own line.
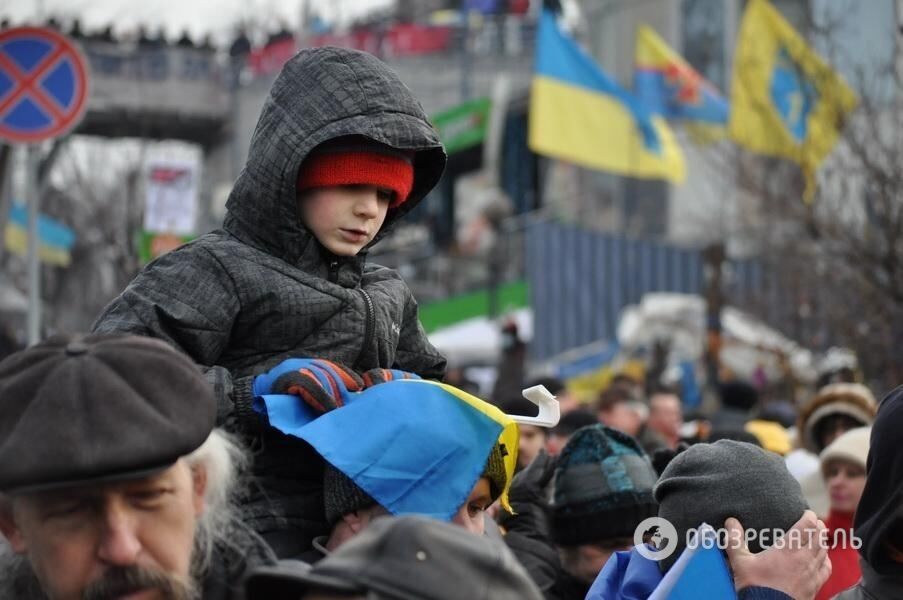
left=2, top=0, right=393, bottom=44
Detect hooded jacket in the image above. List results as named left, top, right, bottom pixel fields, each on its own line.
left=92, top=47, right=447, bottom=555
left=834, top=386, right=903, bottom=599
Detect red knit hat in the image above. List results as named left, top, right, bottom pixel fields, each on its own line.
left=296, top=146, right=415, bottom=208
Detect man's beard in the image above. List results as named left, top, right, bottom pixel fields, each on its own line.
left=82, top=565, right=198, bottom=600
left=0, top=549, right=200, bottom=600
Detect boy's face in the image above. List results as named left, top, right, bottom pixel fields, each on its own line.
left=299, top=185, right=393, bottom=256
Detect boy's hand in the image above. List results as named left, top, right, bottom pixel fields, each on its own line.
left=361, top=368, right=421, bottom=387
left=253, top=358, right=364, bottom=413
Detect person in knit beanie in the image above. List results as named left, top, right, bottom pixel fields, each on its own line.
left=544, top=425, right=658, bottom=598
left=816, top=427, right=870, bottom=600
left=256, top=377, right=522, bottom=563
left=654, top=439, right=809, bottom=572
left=319, top=441, right=509, bottom=539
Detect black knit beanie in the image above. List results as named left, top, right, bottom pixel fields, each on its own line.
left=323, top=463, right=378, bottom=525
left=550, top=425, right=658, bottom=547
left=654, top=440, right=808, bottom=571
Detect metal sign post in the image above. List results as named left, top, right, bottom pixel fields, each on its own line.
left=25, top=145, right=40, bottom=343
left=0, top=26, right=90, bottom=344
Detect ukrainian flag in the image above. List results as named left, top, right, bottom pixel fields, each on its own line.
left=4, top=203, right=75, bottom=267
left=255, top=379, right=519, bottom=517
left=729, top=0, right=857, bottom=201
left=634, top=25, right=729, bottom=128
left=529, top=10, right=685, bottom=183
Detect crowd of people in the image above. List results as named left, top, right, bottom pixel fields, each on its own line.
left=0, top=41, right=899, bottom=600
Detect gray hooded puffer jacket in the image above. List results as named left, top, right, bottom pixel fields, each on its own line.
left=92, top=47, right=447, bottom=555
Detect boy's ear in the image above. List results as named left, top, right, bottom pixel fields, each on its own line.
left=340, top=510, right=367, bottom=535
left=0, top=500, right=26, bottom=553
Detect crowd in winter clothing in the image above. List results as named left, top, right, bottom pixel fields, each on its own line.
left=0, top=44, right=901, bottom=600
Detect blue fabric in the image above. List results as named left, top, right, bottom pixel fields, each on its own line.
left=634, top=70, right=729, bottom=125
left=258, top=380, right=506, bottom=521
left=649, top=541, right=736, bottom=599
left=678, top=360, right=702, bottom=409
left=586, top=547, right=664, bottom=600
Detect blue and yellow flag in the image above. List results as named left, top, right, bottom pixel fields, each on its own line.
left=255, top=379, right=519, bottom=517
left=529, top=10, right=685, bottom=183
left=634, top=25, right=729, bottom=140
left=4, top=203, right=75, bottom=267
left=729, top=0, right=857, bottom=201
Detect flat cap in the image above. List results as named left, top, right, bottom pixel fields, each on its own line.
left=0, top=333, right=216, bottom=494
left=245, top=516, right=543, bottom=600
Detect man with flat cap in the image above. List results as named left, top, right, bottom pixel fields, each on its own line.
left=0, top=333, right=275, bottom=600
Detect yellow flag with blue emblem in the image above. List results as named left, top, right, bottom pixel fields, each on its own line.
left=529, top=10, right=685, bottom=183
left=729, top=0, right=857, bottom=201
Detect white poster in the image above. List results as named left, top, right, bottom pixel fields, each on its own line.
left=144, top=159, right=199, bottom=235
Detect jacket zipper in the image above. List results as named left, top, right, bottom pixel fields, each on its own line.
left=355, top=288, right=375, bottom=370
left=328, top=260, right=339, bottom=283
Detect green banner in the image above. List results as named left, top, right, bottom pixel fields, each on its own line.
left=431, top=97, right=491, bottom=155
left=419, top=280, right=529, bottom=333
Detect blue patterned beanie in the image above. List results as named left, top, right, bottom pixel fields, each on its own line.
left=550, top=424, right=658, bottom=546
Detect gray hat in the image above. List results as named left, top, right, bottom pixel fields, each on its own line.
left=654, top=440, right=808, bottom=571
left=0, top=333, right=216, bottom=494
left=244, top=515, right=543, bottom=600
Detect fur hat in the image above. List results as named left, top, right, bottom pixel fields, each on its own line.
left=798, top=383, right=877, bottom=453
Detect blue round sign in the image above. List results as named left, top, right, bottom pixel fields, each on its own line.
left=0, top=26, right=90, bottom=143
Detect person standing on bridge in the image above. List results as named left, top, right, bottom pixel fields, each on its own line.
left=92, top=46, right=448, bottom=558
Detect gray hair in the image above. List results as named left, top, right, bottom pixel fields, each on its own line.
left=185, top=428, right=250, bottom=576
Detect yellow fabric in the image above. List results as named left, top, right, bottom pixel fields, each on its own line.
left=729, top=0, right=857, bottom=201
left=529, top=76, right=685, bottom=183
left=428, top=381, right=519, bottom=514
left=746, top=419, right=793, bottom=455
left=4, top=223, right=71, bottom=266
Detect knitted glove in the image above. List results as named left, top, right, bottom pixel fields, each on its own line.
left=361, top=368, right=421, bottom=387
left=253, top=358, right=364, bottom=414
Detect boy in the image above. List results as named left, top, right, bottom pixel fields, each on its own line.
left=92, top=47, right=448, bottom=556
